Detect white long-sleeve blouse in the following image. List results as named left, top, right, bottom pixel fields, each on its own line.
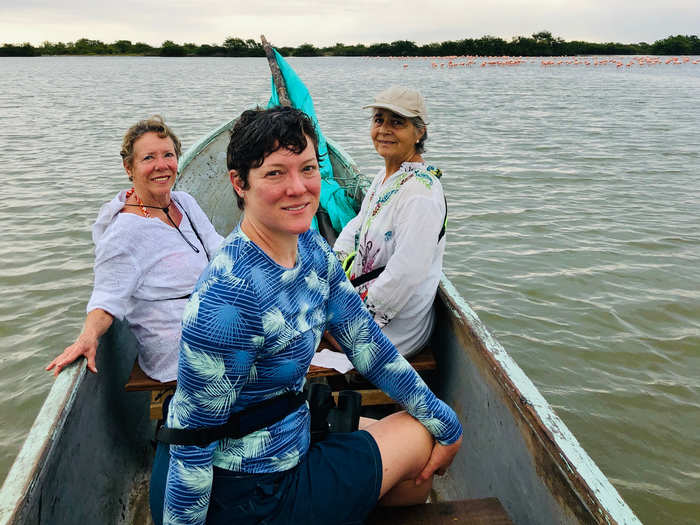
left=334, top=161, right=446, bottom=356
left=86, top=190, right=223, bottom=381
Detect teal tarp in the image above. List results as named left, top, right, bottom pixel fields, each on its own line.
left=267, top=50, right=358, bottom=233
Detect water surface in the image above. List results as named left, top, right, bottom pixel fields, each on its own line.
left=0, top=56, right=698, bottom=524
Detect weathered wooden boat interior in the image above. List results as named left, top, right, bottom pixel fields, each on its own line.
left=0, top=320, right=155, bottom=524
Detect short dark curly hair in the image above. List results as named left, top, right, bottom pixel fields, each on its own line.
left=227, top=106, right=321, bottom=210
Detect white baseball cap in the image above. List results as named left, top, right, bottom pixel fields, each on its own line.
left=363, top=86, right=429, bottom=124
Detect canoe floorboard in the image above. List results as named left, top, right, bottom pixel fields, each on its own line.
left=366, top=498, right=514, bottom=525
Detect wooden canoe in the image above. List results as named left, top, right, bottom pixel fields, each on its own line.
left=0, top=114, right=640, bottom=524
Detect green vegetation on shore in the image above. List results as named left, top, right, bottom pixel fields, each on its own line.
left=2, top=32, right=699, bottom=57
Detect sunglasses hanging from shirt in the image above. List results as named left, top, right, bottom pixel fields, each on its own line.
left=123, top=190, right=209, bottom=260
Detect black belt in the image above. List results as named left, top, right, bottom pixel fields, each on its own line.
left=157, top=390, right=306, bottom=448
left=142, top=294, right=191, bottom=302
left=350, top=266, right=386, bottom=287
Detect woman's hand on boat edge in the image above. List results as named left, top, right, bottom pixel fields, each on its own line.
left=46, top=335, right=99, bottom=376
left=415, top=435, right=463, bottom=485
left=46, top=309, right=113, bottom=376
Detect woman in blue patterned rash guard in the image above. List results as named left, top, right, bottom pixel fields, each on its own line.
left=158, top=106, right=463, bottom=525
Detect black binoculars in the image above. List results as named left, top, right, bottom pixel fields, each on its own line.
left=306, top=383, right=362, bottom=443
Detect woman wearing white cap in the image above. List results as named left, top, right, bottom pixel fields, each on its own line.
left=334, top=86, right=446, bottom=357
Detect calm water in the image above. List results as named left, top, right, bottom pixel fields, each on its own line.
left=0, top=56, right=698, bottom=524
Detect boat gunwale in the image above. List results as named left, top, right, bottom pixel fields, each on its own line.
left=0, top=363, right=85, bottom=524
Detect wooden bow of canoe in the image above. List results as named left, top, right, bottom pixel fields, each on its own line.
left=262, top=34, right=291, bottom=106
left=0, top=41, right=641, bottom=525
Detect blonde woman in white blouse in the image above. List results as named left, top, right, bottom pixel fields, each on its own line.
left=47, top=116, right=222, bottom=381
left=334, top=87, right=446, bottom=357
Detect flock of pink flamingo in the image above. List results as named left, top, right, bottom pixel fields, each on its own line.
left=540, top=56, right=698, bottom=67
left=363, top=55, right=700, bottom=69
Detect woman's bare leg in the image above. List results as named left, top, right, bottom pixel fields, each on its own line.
left=359, top=416, right=378, bottom=430
left=364, top=411, right=434, bottom=506
left=378, top=478, right=432, bottom=507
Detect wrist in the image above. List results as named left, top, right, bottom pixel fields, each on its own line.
left=78, top=330, right=100, bottom=344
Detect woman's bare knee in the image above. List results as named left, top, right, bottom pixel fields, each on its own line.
left=359, top=416, right=378, bottom=430
left=365, top=411, right=433, bottom=498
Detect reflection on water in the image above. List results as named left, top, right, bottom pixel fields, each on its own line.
left=0, top=56, right=698, bottom=524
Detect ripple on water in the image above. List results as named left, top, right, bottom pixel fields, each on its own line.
left=1, top=56, right=699, bottom=525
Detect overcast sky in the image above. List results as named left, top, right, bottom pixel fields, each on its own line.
left=2, top=0, right=698, bottom=47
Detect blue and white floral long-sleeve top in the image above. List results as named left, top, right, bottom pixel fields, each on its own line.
left=163, top=227, right=462, bottom=525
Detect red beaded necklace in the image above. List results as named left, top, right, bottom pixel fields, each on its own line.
left=123, top=188, right=202, bottom=255
left=125, top=187, right=167, bottom=218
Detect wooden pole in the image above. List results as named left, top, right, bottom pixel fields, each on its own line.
left=261, top=35, right=291, bottom=106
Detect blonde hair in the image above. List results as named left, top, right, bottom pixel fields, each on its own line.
left=120, top=115, right=182, bottom=172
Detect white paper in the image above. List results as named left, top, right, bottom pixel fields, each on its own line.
left=310, top=349, right=354, bottom=374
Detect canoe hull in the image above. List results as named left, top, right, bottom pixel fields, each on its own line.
left=435, top=283, right=592, bottom=523
left=433, top=278, right=638, bottom=524
left=0, top=321, right=153, bottom=525
left=0, top=119, right=640, bottom=525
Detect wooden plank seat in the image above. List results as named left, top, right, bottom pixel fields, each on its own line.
left=124, top=361, right=176, bottom=392
left=123, top=342, right=436, bottom=390
left=366, top=498, right=514, bottom=525
left=307, top=344, right=438, bottom=407
left=124, top=342, right=437, bottom=416
left=307, top=344, right=437, bottom=378
left=124, top=361, right=176, bottom=420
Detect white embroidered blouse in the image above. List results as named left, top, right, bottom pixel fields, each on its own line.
left=334, top=162, right=446, bottom=356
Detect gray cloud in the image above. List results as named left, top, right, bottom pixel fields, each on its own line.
left=1, top=0, right=698, bottom=46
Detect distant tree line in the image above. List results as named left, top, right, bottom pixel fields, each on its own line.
left=2, top=32, right=699, bottom=57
